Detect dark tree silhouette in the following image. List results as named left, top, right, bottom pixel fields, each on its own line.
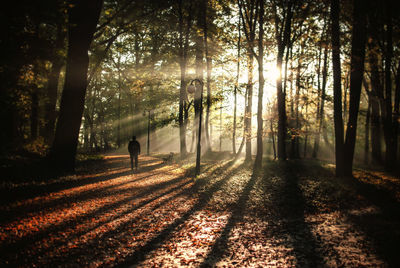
left=273, top=0, right=294, bottom=160
left=331, top=0, right=345, bottom=176
left=254, top=0, right=265, bottom=169
left=342, top=0, right=368, bottom=176
left=51, top=0, right=103, bottom=171
left=331, top=0, right=368, bottom=176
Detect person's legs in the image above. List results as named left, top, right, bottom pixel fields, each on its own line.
left=135, top=154, right=138, bottom=170
left=130, top=154, right=133, bottom=170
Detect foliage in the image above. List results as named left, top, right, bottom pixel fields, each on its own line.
left=1, top=0, right=399, bottom=170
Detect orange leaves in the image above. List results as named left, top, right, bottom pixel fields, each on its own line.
left=0, top=156, right=397, bottom=267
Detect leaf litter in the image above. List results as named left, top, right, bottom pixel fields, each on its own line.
left=0, top=155, right=399, bottom=267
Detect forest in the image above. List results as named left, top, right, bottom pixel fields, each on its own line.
left=0, top=0, right=399, bottom=267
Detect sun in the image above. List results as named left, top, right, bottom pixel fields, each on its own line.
left=264, top=64, right=281, bottom=82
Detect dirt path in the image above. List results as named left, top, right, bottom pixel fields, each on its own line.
left=0, top=155, right=399, bottom=267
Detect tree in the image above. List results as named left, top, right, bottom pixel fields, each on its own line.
left=51, top=0, right=103, bottom=171
left=194, top=0, right=206, bottom=175
left=44, top=22, right=66, bottom=145
left=233, top=18, right=241, bottom=154
left=331, top=0, right=368, bottom=176
left=330, top=0, right=345, bottom=176
left=238, top=0, right=258, bottom=162
left=382, top=0, right=395, bottom=170
left=342, top=0, right=367, bottom=176
left=254, top=0, right=265, bottom=169
left=177, top=0, right=193, bottom=157
left=273, top=0, right=295, bottom=160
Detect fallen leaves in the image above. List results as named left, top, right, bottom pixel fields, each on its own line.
left=0, top=156, right=398, bottom=267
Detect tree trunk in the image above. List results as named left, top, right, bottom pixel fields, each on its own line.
left=342, top=0, right=367, bottom=176
left=303, top=79, right=310, bottom=158
left=294, top=57, right=301, bottom=159
left=51, top=0, right=103, bottom=171
left=290, top=51, right=299, bottom=159
left=44, top=25, right=65, bottom=144
left=393, top=61, right=400, bottom=167
left=30, top=90, right=39, bottom=140
left=245, top=52, right=253, bottom=161
left=331, top=0, right=345, bottom=176
left=274, top=1, right=293, bottom=160
left=276, top=46, right=286, bottom=160
left=270, top=118, right=276, bottom=160
left=194, top=0, right=205, bottom=175
left=238, top=0, right=260, bottom=162
left=254, top=0, right=264, bottom=169
left=313, top=45, right=328, bottom=158
left=178, top=0, right=191, bottom=157
left=289, top=54, right=296, bottom=159
left=233, top=18, right=241, bottom=154
left=368, top=51, right=383, bottom=164
left=312, top=42, right=323, bottom=158
left=204, top=0, right=212, bottom=152
left=365, top=102, right=371, bottom=164
left=383, top=1, right=395, bottom=170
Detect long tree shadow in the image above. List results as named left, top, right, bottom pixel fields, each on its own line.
left=0, top=171, right=191, bottom=258
left=265, top=160, right=324, bottom=267
left=0, top=158, right=238, bottom=266
left=200, top=166, right=258, bottom=267
left=114, top=159, right=244, bottom=267
left=5, top=178, right=195, bottom=266
left=0, top=157, right=167, bottom=207
left=1, top=165, right=180, bottom=225
left=344, top=174, right=400, bottom=267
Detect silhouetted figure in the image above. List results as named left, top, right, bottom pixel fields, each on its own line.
left=128, top=136, right=141, bottom=171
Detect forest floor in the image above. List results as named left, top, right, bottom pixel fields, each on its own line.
left=0, top=153, right=399, bottom=267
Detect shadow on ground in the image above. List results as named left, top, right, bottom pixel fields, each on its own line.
left=1, top=155, right=399, bottom=267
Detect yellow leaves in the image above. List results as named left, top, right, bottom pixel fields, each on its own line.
left=20, top=68, right=35, bottom=83
left=104, top=9, right=113, bottom=17
left=130, top=79, right=145, bottom=94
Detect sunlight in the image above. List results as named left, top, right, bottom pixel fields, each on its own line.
left=265, top=65, right=281, bottom=82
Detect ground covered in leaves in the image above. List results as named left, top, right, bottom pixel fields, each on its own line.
left=0, top=154, right=399, bottom=267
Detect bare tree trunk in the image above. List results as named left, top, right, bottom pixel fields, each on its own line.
left=289, top=52, right=297, bottom=159
left=194, top=0, right=205, bottom=175
left=270, top=118, right=276, bottom=160
left=44, top=24, right=65, bottom=144
left=238, top=0, right=258, bottom=162
left=343, top=74, right=349, bottom=123
left=342, top=0, right=367, bottom=176
left=245, top=52, right=253, bottom=161
left=233, top=18, right=241, bottom=154
left=303, top=77, right=311, bottom=158
left=368, top=52, right=383, bottom=164
left=294, top=58, right=301, bottom=159
left=51, top=0, right=103, bottom=171
left=30, top=89, right=39, bottom=140
left=383, top=1, right=395, bottom=170
left=178, top=0, right=192, bottom=157
left=204, top=0, right=212, bottom=152
left=365, top=102, right=371, bottom=164
left=237, top=86, right=248, bottom=159
left=254, top=0, right=264, bottom=169
left=273, top=1, right=294, bottom=160
left=393, top=61, right=400, bottom=166
left=313, top=45, right=328, bottom=158
left=312, top=42, right=322, bottom=158
left=331, top=0, right=345, bottom=176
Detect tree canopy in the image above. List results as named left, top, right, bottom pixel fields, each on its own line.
left=1, top=0, right=399, bottom=175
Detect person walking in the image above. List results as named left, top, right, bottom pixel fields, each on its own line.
left=128, top=136, right=141, bottom=171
